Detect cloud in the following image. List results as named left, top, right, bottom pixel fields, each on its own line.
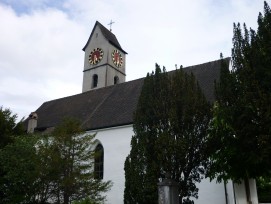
left=0, top=0, right=269, bottom=121
left=0, top=4, right=85, bottom=119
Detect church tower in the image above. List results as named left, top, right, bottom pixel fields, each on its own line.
left=82, top=21, right=127, bottom=92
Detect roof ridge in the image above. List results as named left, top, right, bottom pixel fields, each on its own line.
left=184, top=57, right=230, bottom=70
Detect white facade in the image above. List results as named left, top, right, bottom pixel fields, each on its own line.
left=87, top=124, right=258, bottom=204
left=86, top=125, right=133, bottom=204
left=233, top=179, right=259, bottom=204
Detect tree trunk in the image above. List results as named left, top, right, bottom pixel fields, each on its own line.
left=63, top=191, right=69, bottom=204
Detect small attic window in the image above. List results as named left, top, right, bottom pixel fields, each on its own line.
left=96, top=33, right=98, bottom=38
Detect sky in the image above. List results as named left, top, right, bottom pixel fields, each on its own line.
left=0, top=0, right=270, bottom=121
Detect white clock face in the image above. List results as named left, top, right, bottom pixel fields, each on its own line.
left=112, top=49, right=123, bottom=67
left=89, top=48, right=104, bottom=65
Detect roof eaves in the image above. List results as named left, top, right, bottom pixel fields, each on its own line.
left=84, top=122, right=133, bottom=132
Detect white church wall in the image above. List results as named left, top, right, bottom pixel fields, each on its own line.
left=86, top=124, right=255, bottom=204
left=226, top=180, right=237, bottom=204
left=250, top=179, right=259, bottom=204
left=234, top=179, right=259, bottom=204
left=86, top=124, right=134, bottom=204
left=193, top=178, right=227, bottom=204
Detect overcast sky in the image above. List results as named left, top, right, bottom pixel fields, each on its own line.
left=0, top=0, right=270, bottom=121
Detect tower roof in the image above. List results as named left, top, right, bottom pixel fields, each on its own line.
left=83, top=21, right=127, bottom=54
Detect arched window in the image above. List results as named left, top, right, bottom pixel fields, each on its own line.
left=94, top=144, right=104, bottom=179
left=92, top=74, right=98, bottom=88
left=114, top=76, right=119, bottom=85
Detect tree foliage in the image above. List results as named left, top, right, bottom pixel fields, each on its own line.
left=257, top=177, right=271, bottom=203
left=0, top=135, right=41, bottom=203
left=0, top=106, right=25, bottom=202
left=208, top=1, right=271, bottom=183
left=0, top=117, right=112, bottom=204
left=124, top=65, right=211, bottom=204
left=0, top=106, right=24, bottom=148
left=45, top=118, right=112, bottom=204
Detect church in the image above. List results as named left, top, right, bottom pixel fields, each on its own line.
left=26, top=21, right=259, bottom=204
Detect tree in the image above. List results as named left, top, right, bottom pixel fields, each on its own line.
left=257, top=177, right=271, bottom=203
left=0, top=118, right=112, bottom=204
left=0, top=106, right=26, bottom=202
left=0, top=106, right=24, bottom=148
left=207, top=1, right=271, bottom=203
left=124, top=65, right=211, bottom=204
left=45, top=118, right=112, bottom=204
left=0, top=135, right=42, bottom=203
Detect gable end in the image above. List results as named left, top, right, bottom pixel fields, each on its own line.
left=83, top=21, right=127, bottom=54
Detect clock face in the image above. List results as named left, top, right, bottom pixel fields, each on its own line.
left=112, top=49, right=123, bottom=68
left=89, top=48, right=104, bottom=65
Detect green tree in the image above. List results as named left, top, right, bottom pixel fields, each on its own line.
left=0, top=135, right=42, bottom=203
left=207, top=2, right=271, bottom=203
left=124, top=65, right=211, bottom=204
left=257, top=177, right=271, bottom=203
left=0, top=106, right=24, bottom=148
left=0, top=106, right=25, bottom=202
left=0, top=118, right=112, bottom=204
left=46, top=118, right=112, bottom=204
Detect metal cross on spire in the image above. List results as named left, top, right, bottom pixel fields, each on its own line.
left=108, top=20, right=115, bottom=32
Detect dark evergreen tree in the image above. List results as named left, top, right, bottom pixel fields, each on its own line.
left=0, top=106, right=24, bottom=148
left=0, top=106, right=25, bottom=202
left=124, top=66, right=169, bottom=204
left=208, top=2, right=271, bottom=203
left=0, top=135, right=41, bottom=203
left=124, top=64, right=211, bottom=204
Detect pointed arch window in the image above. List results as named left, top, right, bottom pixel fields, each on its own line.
left=92, top=74, right=98, bottom=88
left=94, top=144, right=104, bottom=179
left=114, top=76, right=119, bottom=85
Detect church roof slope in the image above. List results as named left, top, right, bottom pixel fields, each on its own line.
left=83, top=21, right=127, bottom=54
left=28, top=58, right=229, bottom=132
left=33, top=78, right=144, bottom=131
left=182, top=58, right=229, bottom=102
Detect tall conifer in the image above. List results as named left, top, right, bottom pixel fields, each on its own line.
left=124, top=65, right=211, bottom=204
left=208, top=2, right=271, bottom=203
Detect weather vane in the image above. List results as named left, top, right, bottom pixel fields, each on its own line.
left=108, top=20, right=115, bottom=32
